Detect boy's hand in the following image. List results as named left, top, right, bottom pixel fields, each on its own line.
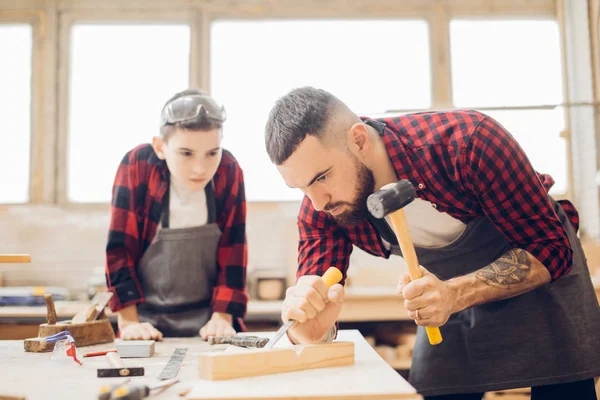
left=282, top=275, right=344, bottom=344
left=200, top=312, right=236, bottom=340
left=117, top=304, right=163, bottom=341
left=120, top=322, right=163, bottom=341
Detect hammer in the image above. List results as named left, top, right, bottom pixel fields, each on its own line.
left=97, top=352, right=145, bottom=378
left=367, top=180, right=443, bottom=345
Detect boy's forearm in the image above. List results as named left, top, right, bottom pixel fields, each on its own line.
left=448, top=248, right=552, bottom=314
left=117, top=304, right=140, bottom=328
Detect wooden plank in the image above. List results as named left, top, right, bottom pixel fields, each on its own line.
left=188, top=330, right=419, bottom=399
left=199, top=341, right=354, bottom=380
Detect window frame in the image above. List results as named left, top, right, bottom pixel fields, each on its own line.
left=1, top=0, right=571, bottom=207
left=0, top=11, right=43, bottom=205
left=55, top=9, right=199, bottom=205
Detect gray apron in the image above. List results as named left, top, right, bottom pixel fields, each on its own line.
left=136, top=182, right=221, bottom=337
left=373, top=197, right=600, bottom=396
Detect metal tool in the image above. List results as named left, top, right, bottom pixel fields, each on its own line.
left=265, top=267, right=343, bottom=349
left=208, top=335, right=269, bottom=348
left=97, top=352, right=144, bottom=378
left=97, top=378, right=179, bottom=400
left=157, top=348, right=187, bottom=380
left=367, top=180, right=443, bottom=345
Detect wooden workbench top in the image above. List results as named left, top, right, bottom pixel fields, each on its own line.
left=0, top=329, right=420, bottom=400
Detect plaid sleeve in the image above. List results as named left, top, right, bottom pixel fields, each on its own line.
left=462, top=115, right=573, bottom=281
left=212, top=152, right=249, bottom=319
left=105, top=150, right=146, bottom=312
left=297, top=196, right=353, bottom=283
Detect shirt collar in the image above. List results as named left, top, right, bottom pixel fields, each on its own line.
left=361, top=117, right=423, bottom=191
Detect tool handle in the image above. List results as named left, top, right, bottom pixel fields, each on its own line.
left=44, top=293, right=57, bottom=325
left=321, top=266, right=343, bottom=287
left=388, top=209, right=443, bottom=346
left=106, top=351, right=126, bottom=368
left=0, top=254, right=31, bottom=263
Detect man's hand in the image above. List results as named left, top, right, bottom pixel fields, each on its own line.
left=398, top=266, right=455, bottom=327
left=282, top=275, right=344, bottom=344
left=199, top=312, right=236, bottom=340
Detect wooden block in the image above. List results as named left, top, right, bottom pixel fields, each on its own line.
left=116, top=340, right=155, bottom=358
left=198, top=341, right=354, bottom=380
left=23, top=337, right=53, bottom=352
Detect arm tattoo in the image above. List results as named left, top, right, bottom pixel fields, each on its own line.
left=473, top=249, right=531, bottom=289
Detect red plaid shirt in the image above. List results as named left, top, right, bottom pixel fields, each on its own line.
left=298, top=110, right=578, bottom=283
left=105, top=144, right=249, bottom=320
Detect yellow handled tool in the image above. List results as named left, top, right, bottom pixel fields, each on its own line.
left=265, top=267, right=343, bottom=349
left=367, top=181, right=443, bottom=345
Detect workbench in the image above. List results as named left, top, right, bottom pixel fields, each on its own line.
left=0, top=329, right=421, bottom=400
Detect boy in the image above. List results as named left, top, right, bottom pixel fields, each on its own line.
left=105, top=89, right=248, bottom=340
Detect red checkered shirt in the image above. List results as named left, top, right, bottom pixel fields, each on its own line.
left=105, top=144, right=249, bottom=321
left=297, top=110, right=578, bottom=283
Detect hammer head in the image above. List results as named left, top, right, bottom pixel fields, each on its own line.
left=367, top=180, right=416, bottom=219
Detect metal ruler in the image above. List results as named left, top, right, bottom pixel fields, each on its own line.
left=157, top=348, right=188, bottom=380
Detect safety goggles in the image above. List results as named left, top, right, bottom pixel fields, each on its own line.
left=160, top=94, right=227, bottom=127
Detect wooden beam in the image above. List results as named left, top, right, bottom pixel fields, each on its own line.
left=198, top=341, right=354, bottom=380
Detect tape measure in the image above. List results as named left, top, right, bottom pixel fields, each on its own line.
left=157, top=348, right=188, bottom=380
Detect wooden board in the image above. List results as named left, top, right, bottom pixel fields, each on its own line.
left=188, top=330, right=419, bottom=399
left=199, top=341, right=354, bottom=380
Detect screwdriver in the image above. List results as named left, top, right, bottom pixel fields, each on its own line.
left=264, top=266, right=343, bottom=349
left=97, top=378, right=179, bottom=400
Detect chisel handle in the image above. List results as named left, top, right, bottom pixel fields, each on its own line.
left=388, top=209, right=443, bottom=346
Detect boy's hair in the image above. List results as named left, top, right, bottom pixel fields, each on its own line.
left=159, top=88, right=224, bottom=141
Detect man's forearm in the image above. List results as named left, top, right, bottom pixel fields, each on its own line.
left=447, top=248, right=552, bottom=314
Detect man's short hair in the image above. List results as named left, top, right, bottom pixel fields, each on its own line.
left=265, top=86, right=341, bottom=165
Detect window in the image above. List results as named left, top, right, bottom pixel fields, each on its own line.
left=66, top=24, right=190, bottom=203
left=210, top=20, right=431, bottom=201
left=0, top=24, right=32, bottom=203
left=450, top=20, right=566, bottom=194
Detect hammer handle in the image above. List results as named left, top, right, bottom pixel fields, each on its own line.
left=388, top=209, right=443, bottom=345
left=106, top=351, right=126, bottom=368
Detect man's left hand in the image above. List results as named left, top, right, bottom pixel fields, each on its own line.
left=398, top=266, right=456, bottom=327
left=199, top=312, right=236, bottom=340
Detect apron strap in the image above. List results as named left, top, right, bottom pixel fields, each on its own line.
left=161, top=181, right=217, bottom=228
left=367, top=214, right=398, bottom=246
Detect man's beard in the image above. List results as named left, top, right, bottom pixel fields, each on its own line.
left=325, top=157, right=376, bottom=227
